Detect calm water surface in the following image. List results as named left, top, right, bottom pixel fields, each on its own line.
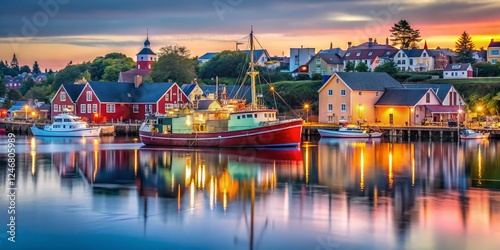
left=1, top=135, right=500, bottom=250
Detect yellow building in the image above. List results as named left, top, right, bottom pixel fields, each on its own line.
left=487, top=39, right=500, bottom=64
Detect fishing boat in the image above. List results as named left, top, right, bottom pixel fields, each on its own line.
left=139, top=29, right=303, bottom=148
left=31, top=113, right=101, bottom=137
left=459, top=129, right=489, bottom=140
left=317, top=125, right=383, bottom=138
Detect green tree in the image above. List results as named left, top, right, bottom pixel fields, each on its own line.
left=32, top=61, right=41, bottom=74
left=455, top=31, right=476, bottom=64
left=355, top=62, right=369, bottom=72
left=0, top=61, right=8, bottom=76
left=345, top=61, right=355, bottom=72
left=20, top=65, right=31, bottom=74
left=25, top=85, right=51, bottom=103
left=0, top=75, right=7, bottom=98
left=89, top=53, right=135, bottom=81
left=51, top=63, right=91, bottom=91
left=10, top=54, right=19, bottom=72
left=374, top=60, right=399, bottom=77
left=6, top=89, right=22, bottom=102
left=473, top=62, right=500, bottom=77
left=150, top=45, right=197, bottom=83
left=198, top=50, right=248, bottom=79
left=390, top=20, right=422, bottom=49
left=20, top=78, right=36, bottom=95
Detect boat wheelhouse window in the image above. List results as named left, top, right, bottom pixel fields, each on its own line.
left=242, top=115, right=245, bottom=119
left=63, top=125, right=66, bottom=128
left=247, top=114, right=252, bottom=118
left=264, top=113, right=267, bottom=118
left=63, top=119, right=71, bottom=122
left=237, top=116, right=240, bottom=119
left=55, top=119, right=62, bottom=122
left=53, top=125, right=60, bottom=128
left=254, top=114, right=257, bottom=118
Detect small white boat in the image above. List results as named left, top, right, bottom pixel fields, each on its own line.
left=459, top=129, right=489, bottom=140
left=31, top=113, right=101, bottom=137
left=318, top=126, right=383, bottom=138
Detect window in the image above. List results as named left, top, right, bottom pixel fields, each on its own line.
left=376, top=91, right=379, bottom=97
left=237, top=116, right=240, bottom=119
left=165, top=93, right=170, bottom=101
left=327, top=116, right=333, bottom=122
left=397, top=60, right=401, bottom=64
left=165, top=104, right=173, bottom=111
left=246, top=114, right=252, bottom=118
left=60, top=92, right=66, bottom=101
left=398, top=53, right=401, bottom=58
left=264, top=113, right=267, bottom=118
left=328, top=89, right=333, bottom=96
left=402, top=60, right=406, bottom=64
left=316, top=58, right=321, bottom=64
left=340, top=89, right=346, bottom=96
left=368, top=52, right=373, bottom=56
left=409, top=59, right=413, bottom=65
left=336, top=79, right=339, bottom=83
left=345, top=52, right=350, bottom=57
left=294, top=55, right=299, bottom=65
left=358, top=91, right=362, bottom=96
left=426, top=93, right=430, bottom=103
left=106, top=104, right=115, bottom=113
left=81, top=104, right=86, bottom=113
left=328, top=104, right=333, bottom=112
left=133, top=105, right=139, bottom=113
left=492, top=50, right=499, bottom=55
left=54, top=104, right=59, bottom=112
left=492, top=59, right=498, bottom=63
left=254, top=114, right=257, bottom=118
left=86, top=91, right=92, bottom=101
left=341, top=103, right=346, bottom=112
left=87, top=104, right=91, bottom=113
left=356, top=52, right=361, bottom=57
left=92, top=104, right=97, bottom=113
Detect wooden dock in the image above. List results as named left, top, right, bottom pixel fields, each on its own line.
left=303, top=123, right=500, bottom=140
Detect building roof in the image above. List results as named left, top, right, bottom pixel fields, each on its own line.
left=240, top=49, right=270, bottom=62
left=400, top=49, right=428, bottom=57
left=132, top=83, right=175, bottom=103
left=343, top=41, right=398, bottom=60
left=322, top=72, right=403, bottom=92
left=403, top=83, right=453, bottom=102
left=199, top=52, right=218, bottom=60
left=62, top=84, right=86, bottom=102
left=197, top=100, right=217, bottom=110
left=318, top=48, right=344, bottom=56
left=444, top=63, right=472, bottom=71
left=181, top=83, right=198, bottom=96
left=488, top=40, right=500, bottom=48
left=137, top=48, right=156, bottom=55
left=375, top=88, right=432, bottom=106
left=316, top=53, right=343, bottom=65
left=425, top=105, right=462, bottom=113
left=118, top=69, right=151, bottom=82
left=88, top=82, right=134, bottom=103
left=8, top=101, right=29, bottom=112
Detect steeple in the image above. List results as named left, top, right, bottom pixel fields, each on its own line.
left=136, top=29, right=157, bottom=71
left=424, top=40, right=428, bottom=50
left=144, top=28, right=150, bottom=48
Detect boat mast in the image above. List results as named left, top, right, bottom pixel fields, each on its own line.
left=248, top=27, right=259, bottom=109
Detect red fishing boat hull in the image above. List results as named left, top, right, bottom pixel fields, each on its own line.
left=139, top=120, right=303, bottom=148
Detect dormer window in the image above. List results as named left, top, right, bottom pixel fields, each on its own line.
left=356, top=52, right=361, bottom=57
left=368, top=52, right=373, bottom=56
left=345, top=52, right=350, bottom=57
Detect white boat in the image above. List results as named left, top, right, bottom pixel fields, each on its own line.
left=459, top=129, right=489, bottom=140
left=318, top=126, right=383, bottom=138
left=31, top=113, right=101, bottom=137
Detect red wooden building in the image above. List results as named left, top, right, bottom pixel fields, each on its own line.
left=51, top=84, right=85, bottom=117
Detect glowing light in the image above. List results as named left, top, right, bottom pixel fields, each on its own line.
left=93, top=149, right=98, bottom=181
left=305, top=143, right=309, bottom=185
left=360, top=148, right=365, bottom=191
left=389, top=108, right=394, bottom=113
left=134, top=149, right=138, bottom=176
left=31, top=150, right=36, bottom=175
left=30, top=137, right=36, bottom=148
left=210, top=175, right=214, bottom=210
left=388, top=151, right=393, bottom=189
left=478, top=145, right=482, bottom=186
left=223, top=191, right=228, bottom=213
left=190, top=181, right=195, bottom=209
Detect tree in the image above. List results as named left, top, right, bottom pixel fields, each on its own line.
left=10, top=54, right=19, bottom=71
left=374, top=60, right=399, bottom=77
left=345, top=61, right=355, bottom=72
left=473, top=62, right=500, bottom=77
left=390, top=20, right=422, bottom=49
left=0, top=75, right=7, bottom=98
left=25, top=85, right=51, bottom=103
left=20, top=78, right=36, bottom=95
left=89, top=53, right=135, bottom=81
left=51, top=63, right=91, bottom=92
left=32, top=61, right=41, bottom=74
left=150, top=45, right=197, bottom=83
left=355, top=62, right=369, bottom=72
left=6, top=89, right=22, bottom=102
left=20, top=65, right=31, bottom=74
left=455, top=31, right=476, bottom=64
left=198, top=50, right=248, bottom=79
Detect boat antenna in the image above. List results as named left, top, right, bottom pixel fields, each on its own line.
left=247, top=26, right=258, bottom=109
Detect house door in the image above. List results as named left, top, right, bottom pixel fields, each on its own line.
left=389, top=114, right=393, bottom=125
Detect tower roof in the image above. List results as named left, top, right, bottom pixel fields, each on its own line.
left=144, top=38, right=151, bottom=47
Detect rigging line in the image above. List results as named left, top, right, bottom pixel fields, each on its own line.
left=273, top=90, right=300, bottom=118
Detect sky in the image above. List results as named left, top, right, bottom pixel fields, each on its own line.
left=0, top=0, right=499, bottom=71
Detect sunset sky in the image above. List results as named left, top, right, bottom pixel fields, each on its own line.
left=1, top=0, right=499, bottom=71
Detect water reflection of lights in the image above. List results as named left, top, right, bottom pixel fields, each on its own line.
left=31, top=150, right=36, bottom=175
left=190, top=181, right=195, bottom=210
left=360, top=148, right=364, bottom=191
left=389, top=148, right=393, bottom=189
left=478, top=145, right=482, bottom=186
left=411, top=144, right=415, bottom=186
left=305, top=144, right=309, bottom=185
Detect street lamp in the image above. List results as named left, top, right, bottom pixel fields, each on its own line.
left=358, top=104, right=363, bottom=120
left=304, top=104, right=309, bottom=123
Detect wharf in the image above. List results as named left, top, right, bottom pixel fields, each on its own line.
left=303, top=123, right=500, bottom=140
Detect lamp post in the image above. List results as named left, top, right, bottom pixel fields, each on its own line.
left=304, top=104, right=309, bottom=123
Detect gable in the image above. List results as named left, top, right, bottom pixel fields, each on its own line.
left=318, top=73, right=352, bottom=93
left=375, top=88, right=441, bottom=106
left=321, top=72, right=403, bottom=92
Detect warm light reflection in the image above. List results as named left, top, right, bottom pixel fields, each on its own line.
left=134, top=149, right=138, bottom=176
left=31, top=150, right=36, bottom=175
left=388, top=150, right=393, bottom=189
left=177, top=184, right=181, bottom=211
left=210, top=175, right=215, bottom=210
left=190, top=181, right=195, bottom=209
left=30, top=137, right=36, bottom=148
left=305, top=144, right=309, bottom=185
left=93, top=149, right=98, bottom=182
left=478, top=145, right=482, bottom=186
left=223, top=192, right=228, bottom=213
left=360, top=148, right=365, bottom=191
left=185, top=158, right=192, bottom=186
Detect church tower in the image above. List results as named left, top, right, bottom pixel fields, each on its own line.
left=136, top=33, right=156, bottom=71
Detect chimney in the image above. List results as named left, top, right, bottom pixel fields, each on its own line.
left=330, top=42, right=333, bottom=49
left=134, top=75, right=143, bottom=88
left=348, top=42, right=352, bottom=49
left=374, top=38, right=377, bottom=44
left=368, top=38, right=373, bottom=47
left=386, top=37, right=389, bottom=45
left=301, top=45, right=303, bottom=49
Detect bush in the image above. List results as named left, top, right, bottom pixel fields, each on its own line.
left=407, top=75, right=432, bottom=82
left=295, top=74, right=311, bottom=80
left=393, top=73, right=412, bottom=81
